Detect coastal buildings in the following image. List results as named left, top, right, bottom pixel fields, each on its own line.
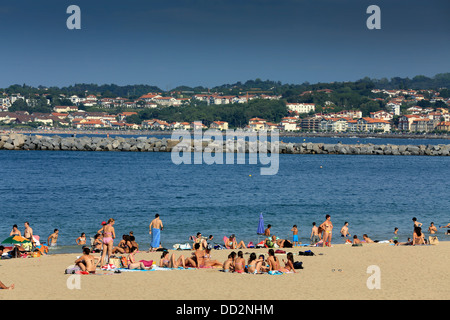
left=286, top=103, right=315, bottom=114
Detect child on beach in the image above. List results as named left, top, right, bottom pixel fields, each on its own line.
left=291, top=225, right=300, bottom=246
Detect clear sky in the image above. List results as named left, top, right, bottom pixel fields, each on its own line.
left=1, top=0, right=449, bottom=89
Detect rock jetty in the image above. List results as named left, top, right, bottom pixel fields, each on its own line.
left=1, top=133, right=450, bottom=156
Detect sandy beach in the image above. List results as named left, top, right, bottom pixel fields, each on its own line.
left=0, top=241, right=449, bottom=300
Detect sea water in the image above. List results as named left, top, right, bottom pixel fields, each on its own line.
left=0, top=143, right=449, bottom=254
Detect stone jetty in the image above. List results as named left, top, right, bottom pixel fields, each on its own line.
left=1, top=133, right=450, bottom=156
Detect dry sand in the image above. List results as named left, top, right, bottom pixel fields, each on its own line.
left=0, top=242, right=449, bottom=300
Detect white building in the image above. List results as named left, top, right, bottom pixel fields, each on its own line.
left=286, top=103, right=315, bottom=114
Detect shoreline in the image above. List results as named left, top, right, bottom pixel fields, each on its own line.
left=1, top=242, right=449, bottom=300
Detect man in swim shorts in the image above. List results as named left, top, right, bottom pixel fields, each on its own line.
left=149, top=214, right=163, bottom=252
left=291, top=225, right=299, bottom=246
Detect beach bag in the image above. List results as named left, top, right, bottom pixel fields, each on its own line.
left=429, top=236, right=439, bottom=245
left=110, top=257, right=121, bottom=269
left=293, top=261, right=303, bottom=269
left=247, top=241, right=255, bottom=248
left=299, top=250, right=315, bottom=256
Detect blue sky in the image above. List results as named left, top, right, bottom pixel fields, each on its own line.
left=0, top=0, right=449, bottom=89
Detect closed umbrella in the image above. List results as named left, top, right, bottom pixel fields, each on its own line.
left=257, top=212, right=264, bottom=235
left=257, top=213, right=265, bottom=245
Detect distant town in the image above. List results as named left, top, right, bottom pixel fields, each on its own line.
left=1, top=76, right=450, bottom=134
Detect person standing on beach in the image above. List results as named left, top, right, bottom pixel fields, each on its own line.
left=320, top=215, right=333, bottom=247
left=149, top=214, right=163, bottom=252
left=99, top=218, right=116, bottom=267
left=47, top=229, right=59, bottom=247
left=291, top=225, right=299, bottom=246
left=310, top=222, right=320, bottom=245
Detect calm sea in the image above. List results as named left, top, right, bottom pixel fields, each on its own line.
left=1, top=136, right=449, bottom=254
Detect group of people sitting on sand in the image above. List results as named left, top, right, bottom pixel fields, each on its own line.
left=223, top=249, right=297, bottom=274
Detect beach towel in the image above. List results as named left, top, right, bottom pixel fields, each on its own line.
left=151, top=228, right=161, bottom=249
left=173, top=243, right=191, bottom=250
left=139, top=260, right=153, bottom=268
left=268, top=270, right=284, bottom=275
left=117, top=266, right=194, bottom=272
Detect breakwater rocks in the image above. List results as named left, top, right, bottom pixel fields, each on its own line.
left=1, top=133, right=450, bottom=156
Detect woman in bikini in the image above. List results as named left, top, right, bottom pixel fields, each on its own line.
left=234, top=251, right=246, bottom=273
left=267, top=249, right=281, bottom=271
left=127, top=246, right=147, bottom=270
left=222, top=252, right=236, bottom=272
left=159, top=250, right=188, bottom=268
left=76, top=233, right=87, bottom=245
left=413, top=226, right=425, bottom=246
left=99, top=218, right=116, bottom=267
left=280, top=252, right=297, bottom=273
left=247, top=252, right=264, bottom=274
left=202, top=246, right=223, bottom=268
left=92, top=233, right=103, bottom=253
